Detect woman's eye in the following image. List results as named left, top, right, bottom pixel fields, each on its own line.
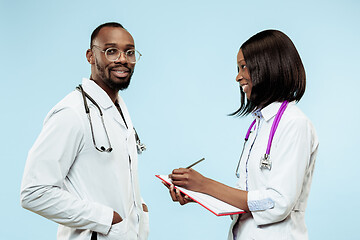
left=237, top=65, right=246, bottom=72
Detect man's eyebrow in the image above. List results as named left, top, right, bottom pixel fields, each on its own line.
left=104, top=43, right=135, bottom=48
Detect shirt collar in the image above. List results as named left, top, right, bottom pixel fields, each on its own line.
left=253, top=101, right=293, bottom=122
left=252, top=109, right=263, bottom=118
left=81, top=78, right=114, bottom=110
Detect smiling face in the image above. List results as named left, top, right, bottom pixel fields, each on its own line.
left=86, top=26, right=136, bottom=95
left=236, top=49, right=252, bottom=100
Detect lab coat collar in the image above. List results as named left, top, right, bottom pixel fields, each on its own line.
left=259, top=101, right=295, bottom=122
left=81, top=78, right=131, bottom=129
left=81, top=78, right=114, bottom=110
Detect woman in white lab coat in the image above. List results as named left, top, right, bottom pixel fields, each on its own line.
left=166, top=30, right=319, bottom=240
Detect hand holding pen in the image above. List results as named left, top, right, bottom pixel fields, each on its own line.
left=163, top=158, right=205, bottom=205
left=170, top=158, right=207, bottom=191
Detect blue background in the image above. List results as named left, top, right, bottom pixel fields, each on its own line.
left=1, top=0, right=359, bottom=239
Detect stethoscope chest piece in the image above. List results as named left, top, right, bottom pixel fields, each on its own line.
left=260, top=154, right=272, bottom=170
left=235, top=101, right=289, bottom=177
left=136, top=142, right=146, bottom=154
left=77, top=84, right=147, bottom=154
left=134, top=128, right=146, bottom=154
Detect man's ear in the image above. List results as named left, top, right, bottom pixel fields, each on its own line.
left=86, top=49, right=94, bottom=64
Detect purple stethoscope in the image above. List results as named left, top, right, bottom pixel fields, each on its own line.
left=235, top=101, right=289, bottom=178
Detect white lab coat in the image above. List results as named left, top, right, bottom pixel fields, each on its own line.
left=229, top=102, right=318, bottom=240
left=21, top=78, right=149, bottom=240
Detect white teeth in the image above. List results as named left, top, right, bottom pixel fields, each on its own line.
left=242, top=84, right=248, bottom=92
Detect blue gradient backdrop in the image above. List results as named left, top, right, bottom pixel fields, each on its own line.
left=1, top=0, right=359, bottom=239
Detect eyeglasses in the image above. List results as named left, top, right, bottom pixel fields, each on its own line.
left=92, top=45, right=142, bottom=63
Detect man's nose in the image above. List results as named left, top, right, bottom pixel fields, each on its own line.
left=115, top=52, right=127, bottom=64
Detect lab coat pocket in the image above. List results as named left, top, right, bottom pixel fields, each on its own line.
left=97, top=218, right=128, bottom=240
left=139, top=211, right=149, bottom=240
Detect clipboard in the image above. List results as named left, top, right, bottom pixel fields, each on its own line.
left=156, top=175, right=245, bottom=216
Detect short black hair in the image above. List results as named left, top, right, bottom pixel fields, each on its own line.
left=232, top=30, right=306, bottom=116
left=90, top=22, right=125, bottom=48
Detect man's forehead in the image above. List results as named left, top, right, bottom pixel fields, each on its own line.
left=94, top=27, right=134, bottom=46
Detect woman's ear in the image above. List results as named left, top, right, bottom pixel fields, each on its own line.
left=86, top=49, right=94, bottom=64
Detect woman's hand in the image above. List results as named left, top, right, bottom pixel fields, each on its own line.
left=162, top=168, right=207, bottom=205
left=162, top=181, right=193, bottom=205
left=169, top=168, right=208, bottom=193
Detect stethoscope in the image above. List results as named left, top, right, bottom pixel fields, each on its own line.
left=235, top=101, right=289, bottom=178
left=76, top=85, right=146, bottom=154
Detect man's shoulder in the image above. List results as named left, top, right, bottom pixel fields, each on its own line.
left=44, top=90, right=84, bottom=123
left=56, top=90, right=82, bottom=109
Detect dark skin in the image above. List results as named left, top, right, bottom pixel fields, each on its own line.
left=166, top=168, right=249, bottom=212
left=162, top=181, right=193, bottom=205
left=86, top=26, right=148, bottom=225
left=86, top=26, right=136, bottom=103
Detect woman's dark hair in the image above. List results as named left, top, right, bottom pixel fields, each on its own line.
left=90, top=22, right=125, bottom=48
left=232, top=29, right=306, bottom=116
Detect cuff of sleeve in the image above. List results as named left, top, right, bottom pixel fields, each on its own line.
left=248, top=190, right=274, bottom=212
left=91, top=203, right=114, bottom=235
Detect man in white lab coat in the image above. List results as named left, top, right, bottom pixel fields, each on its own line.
left=20, top=22, right=149, bottom=240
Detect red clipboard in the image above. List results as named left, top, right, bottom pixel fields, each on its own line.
left=156, top=175, right=245, bottom=216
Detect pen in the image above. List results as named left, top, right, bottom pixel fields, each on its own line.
left=186, top=158, right=205, bottom=169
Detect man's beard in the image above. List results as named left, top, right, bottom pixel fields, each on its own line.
left=96, top=62, right=133, bottom=91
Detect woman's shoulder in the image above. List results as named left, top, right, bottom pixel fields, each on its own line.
left=282, top=102, right=318, bottom=139
left=281, top=102, right=319, bottom=152
left=279, top=102, right=318, bottom=136
left=283, top=102, right=311, bottom=122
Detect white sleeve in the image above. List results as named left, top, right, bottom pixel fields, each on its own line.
left=20, top=106, right=113, bottom=234
left=247, top=117, right=316, bottom=225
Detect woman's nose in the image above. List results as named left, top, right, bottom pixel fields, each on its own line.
left=236, top=72, right=243, bottom=82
